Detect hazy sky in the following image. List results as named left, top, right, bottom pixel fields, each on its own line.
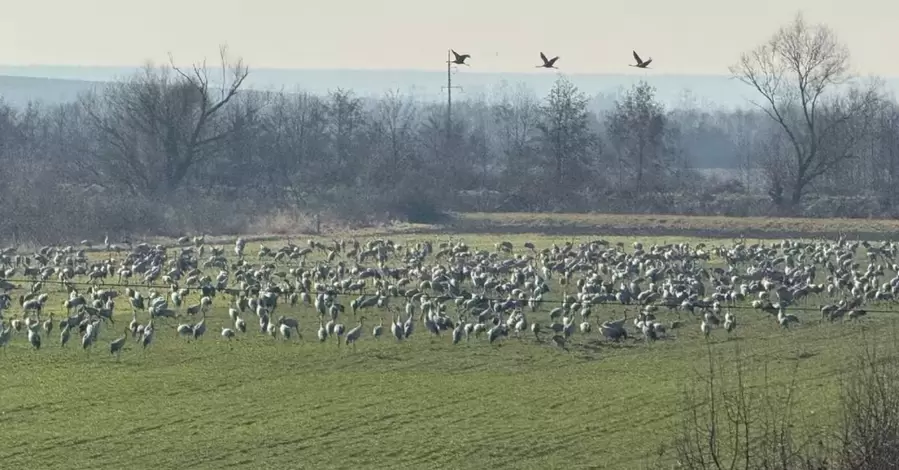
left=1, top=0, right=896, bottom=76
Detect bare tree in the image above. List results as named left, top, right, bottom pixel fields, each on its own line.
left=847, top=101, right=899, bottom=204
left=256, top=90, right=329, bottom=207
left=462, top=95, right=494, bottom=189
left=370, top=89, right=418, bottom=178
left=325, top=88, right=365, bottom=171
left=837, top=330, right=899, bottom=469
left=537, top=76, right=595, bottom=196
left=82, top=45, right=249, bottom=199
left=729, top=12, right=882, bottom=207
left=492, top=82, right=540, bottom=202
left=605, top=81, right=675, bottom=192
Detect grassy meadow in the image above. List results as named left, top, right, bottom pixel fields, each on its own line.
left=0, top=227, right=896, bottom=469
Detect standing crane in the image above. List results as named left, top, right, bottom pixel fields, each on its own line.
left=372, top=318, right=383, bottom=339
left=0, top=323, right=11, bottom=351
left=109, top=329, right=128, bottom=359
left=345, top=316, right=366, bottom=350
left=317, top=316, right=328, bottom=342
left=28, top=325, right=41, bottom=350
left=334, top=323, right=346, bottom=347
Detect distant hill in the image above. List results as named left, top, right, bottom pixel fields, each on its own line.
left=1, top=65, right=898, bottom=111
left=0, top=75, right=98, bottom=107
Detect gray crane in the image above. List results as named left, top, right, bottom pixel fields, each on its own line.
left=536, top=52, right=559, bottom=69
left=630, top=50, right=652, bottom=68
left=344, top=316, right=366, bottom=350
left=109, top=329, right=128, bottom=359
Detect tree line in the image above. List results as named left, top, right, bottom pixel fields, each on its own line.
left=1, top=14, right=898, bottom=243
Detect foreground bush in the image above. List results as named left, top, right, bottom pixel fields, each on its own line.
left=668, top=330, right=899, bottom=470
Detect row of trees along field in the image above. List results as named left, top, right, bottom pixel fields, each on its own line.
left=1, top=13, right=898, bottom=243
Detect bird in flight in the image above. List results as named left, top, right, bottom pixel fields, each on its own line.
left=450, top=50, right=471, bottom=66
left=536, top=52, right=560, bottom=69
left=630, top=50, right=652, bottom=69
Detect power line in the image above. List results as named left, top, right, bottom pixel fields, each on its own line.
left=441, top=49, right=464, bottom=145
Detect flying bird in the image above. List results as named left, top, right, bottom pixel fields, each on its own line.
left=450, top=50, right=470, bottom=66
left=630, top=50, right=652, bottom=69
left=536, top=52, right=559, bottom=69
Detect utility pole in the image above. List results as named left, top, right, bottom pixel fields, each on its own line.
left=441, top=49, right=463, bottom=145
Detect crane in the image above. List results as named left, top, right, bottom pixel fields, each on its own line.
left=450, top=49, right=471, bottom=66
left=536, top=52, right=559, bottom=69
left=630, top=50, right=652, bottom=69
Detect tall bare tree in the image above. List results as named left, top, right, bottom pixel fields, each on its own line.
left=82, top=45, right=249, bottom=199
left=256, top=91, right=328, bottom=206
left=730, top=12, right=882, bottom=206
left=493, top=82, right=540, bottom=196
left=605, top=81, right=674, bottom=192
left=371, top=89, right=418, bottom=175
left=538, top=76, right=594, bottom=193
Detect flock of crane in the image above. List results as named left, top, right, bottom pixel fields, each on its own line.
left=449, top=49, right=654, bottom=70
left=0, top=233, right=886, bottom=360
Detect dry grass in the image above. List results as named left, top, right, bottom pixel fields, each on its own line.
left=60, top=212, right=899, bottom=253
left=227, top=211, right=899, bottom=247
left=450, top=212, right=899, bottom=239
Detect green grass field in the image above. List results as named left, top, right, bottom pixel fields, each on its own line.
left=0, top=229, right=895, bottom=469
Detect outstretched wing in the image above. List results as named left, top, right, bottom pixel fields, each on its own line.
left=642, top=58, right=652, bottom=67
left=547, top=56, right=559, bottom=66
left=452, top=49, right=462, bottom=61
left=632, top=50, right=643, bottom=64
left=540, top=52, right=548, bottom=64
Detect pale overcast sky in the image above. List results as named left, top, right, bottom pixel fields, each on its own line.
left=0, top=0, right=895, bottom=76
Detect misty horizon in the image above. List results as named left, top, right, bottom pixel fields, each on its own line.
left=3, top=64, right=899, bottom=111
